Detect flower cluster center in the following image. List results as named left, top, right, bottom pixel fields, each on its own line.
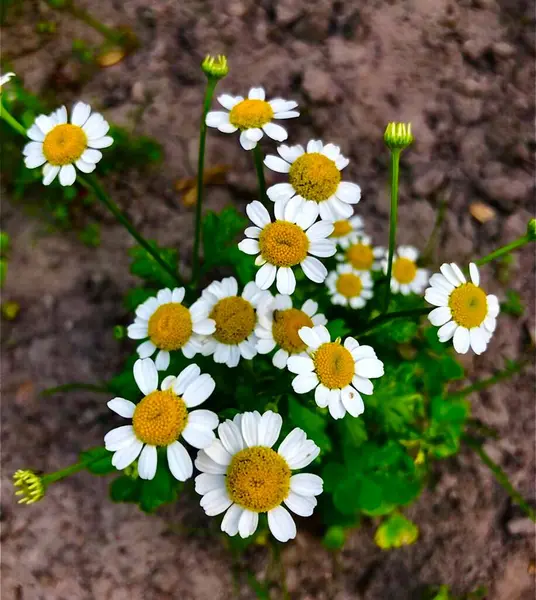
left=132, top=390, right=188, bottom=446
left=226, top=446, right=291, bottom=512
left=210, top=296, right=256, bottom=345
left=288, top=153, right=341, bottom=202
left=259, top=221, right=309, bottom=267
left=42, top=124, right=87, bottom=166
left=346, top=243, right=374, bottom=270
left=148, top=303, right=193, bottom=351
left=314, top=342, right=355, bottom=389
left=336, top=273, right=363, bottom=298
left=331, top=220, right=352, bottom=237
left=229, top=99, right=274, bottom=130
left=393, top=257, right=417, bottom=284
left=272, top=308, right=314, bottom=354
left=448, top=283, right=488, bottom=328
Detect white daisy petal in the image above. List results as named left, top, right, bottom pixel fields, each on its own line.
left=268, top=506, right=297, bottom=543
left=82, top=113, right=110, bottom=139
left=306, top=220, right=334, bottom=241
left=256, top=263, right=277, bottom=290
left=74, top=159, right=96, bottom=173
left=104, top=425, right=137, bottom=451
left=138, top=444, right=158, bottom=480
left=321, top=143, right=341, bottom=161
left=133, top=358, right=158, bottom=395
left=264, top=155, right=291, bottom=173
left=248, top=87, right=265, bottom=100
left=58, top=164, right=77, bottom=186
left=428, top=306, right=452, bottom=326
left=80, top=148, right=102, bottom=164
left=35, top=115, right=54, bottom=135
left=336, top=182, right=361, bottom=205
left=43, top=165, right=60, bottom=186
left=238, top=509, right=259, bottom=539
left=239, top=131, right=257, bottom=150
left=335, top=155, right=349, bottom=170
left=301, top=256, right=328, bottom=283
left=161, top=375, right=176, bottom=391
left=245, top=127, right=264, bottom=142
left=24, top=153, right=47, bottom=169
left=167, top=441, right=193, bottom=481
left=218, top=420, right=245, bottom=455
left=425, top=289, right=449, bottom=307
left=262, top=122, right=288, bottom=142
left=329, top=392, right=346, bottom=420
left=241, top=412, right=260, bottom=447
left=354, top=358, right=384, bottom=379
left=451, top=263, right=466, bottom=284
left=287, top=355, right=315, bottom=374
left=258, top=411, right=283, bottom=448
left=440, top=264, right=463, bottom=287
left=200, top=488, right=233, bottom=516
left=295, top=201, right=319, bottom=230
left=273, top=348, right=289, bottom=369
left=195, top=449, right=228, bottom=474
left=315, top=384, right=330, bottom=408
left=308, top=240, right=337, bottom=257
left=290, top=473, right=323, bottom=496
left=71, top=102, right=91, bottom=127
left=87, top=136, right=113, bottom=149
left=206, top=111, right=230, bottom=127
left=341, top=386, right=365, bottom=418
left=221, top=504, right=244, bottom=536
left=267, top=182, right=295, bottom=203
left=112, top=439, right=143, bottom=470
left=218, top=94, right=242, bottom=110
left=351, top=375, right=374, bottom=395
left=276, top=267, right=296, bottom=295
left=438, top=320, right=458, bottom=342
left=27, top=124, right=45, bottom=142
left=277, top=144, right=305, bottom=163
left=173, top=364, right=201, bottom=395
left=155, top=350, right=170, bottom=371
left=292, top=373, right=319, bottom=394
left=183, top=374, right=216, bottom=408
left=470, top=327, right=488, bottom=355
left=273, top=110, right=300, bottom=119
left=307, top=140, right=323, bottom=153
left=238, top=239, right=260, bottom=255
left=246, top=200, right=271, bottom=228
left=195, top=473, right=226, bottom=495
left=270, top=99, right=298, bottom=112
left=107, top=397, right=136, bottom=418
left=453, top=326, right=470, bottom=354
left=298, top=326, right=324, bottom=350
left=182, top=422, right=216, bottom=450
left=284, top=492, right=317, bottom=517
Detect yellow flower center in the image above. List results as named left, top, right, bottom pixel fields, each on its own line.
left=148, top=303, right=193, bottom=351
left=132, top=390, right=188, bottom=446
left=226, top=446, right=291, bottom=512
left=258, top=221, right=309, bottom=267
left=393, top=257, right=417, bottom=284
left=448, top=283, right=488, bottom=328
left=336, top=273, right=363, bottom=298
left=331, top=220, right=353, bottom=238
left=42, top=124, right=87, bottom=166
left=346, top=243, right=374, bottom=271
left=288, top=153, right=341, bottom=202
left=314, top=342, right=355, bottom=390
left=229, top=99, right=274, bottom=130
left=272, top=308, right=314, bottom=354
left=210, top=296, right=256, bottom=345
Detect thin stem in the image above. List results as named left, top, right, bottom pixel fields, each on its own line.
left=358, top=307, right=429, bottom=337
left=475, top=234, right=531, bottom=267
left=191, top=78, right=218, bottom=288
left=464, top=436, right=536, bottom=521
left=382, top=149, right=401, bottom=313
left=44, top=461, right=87, bottom=485
left=41, top=382, right=109, bottom=396
left=450, top=360, right=528, bottom=398
left=0, top=100, right=27, bottom=136
left=252, top=144, right=267, bottom=204
left=78, top=175, right=182, bottom=286
left=420, top=192, right=448, bottom=266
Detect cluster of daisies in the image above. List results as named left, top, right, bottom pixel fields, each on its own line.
left=19, top=84, right=500, bottom=542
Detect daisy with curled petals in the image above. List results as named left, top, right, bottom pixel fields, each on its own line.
left=127, top=287, right=215, bottom=371
left=425, top=262, right=499, bottom=355
left=382, top=246, right=429, bottom=295
left=205, top=87, right=299, bottom=151
left=264, top=140, right=361, bottom=221
left=238, top=199, right=336, bottom=295
left=105, top=358, right=218, bottom=481
left=287, top=325, right=384, bottom=420
left=197, top=277, right=271, bottom=368
left=336, top=234, right=384, bottom=271
left=195, top=410, right=322, bottom=542
left=255, top=294, right=327, bottom=369
left=330, top=214, right=365, bottom=249
left=326, top=264, right=373, bottom=309
left=23, top=102, right=113, bottom=186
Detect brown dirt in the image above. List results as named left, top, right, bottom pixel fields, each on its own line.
left=1, top=0, right=535, bottom=598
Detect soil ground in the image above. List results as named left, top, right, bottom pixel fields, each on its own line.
left=1, top=0, right=535, bottom=598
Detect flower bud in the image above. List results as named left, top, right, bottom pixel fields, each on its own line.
left=384, top=122, right=413, bottom=151
left=13, top=469, right=45, bottom=504
left=201, top=55, right=229, bottom=80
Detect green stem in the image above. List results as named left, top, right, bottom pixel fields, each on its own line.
left=450, top=360, right=528, bottom=398
left=191, top=78, right=218, bottom=288
left=420, top=193, right=448, bottom=266
left=0, top=99, right=27, bottom=136
left=474, top=234, right=531, bottom=267
left=41, top=382, right=109, bottom=396
left=382, top=149, right=401, bottom=313
left=357, top=307, right=429, bottom=337
left=464, top=436, right=536, bottom=521
left=44, top=461, right=87, bottom=485
left=252, top=144, right=268, bottom=204
left=78, top=175, right=182, bottom=286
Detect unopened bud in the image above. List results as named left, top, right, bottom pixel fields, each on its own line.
left=384, top=122, right=413, bottom=151
left=201, top=55, right=229, bottom=80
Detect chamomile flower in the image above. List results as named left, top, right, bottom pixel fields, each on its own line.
left=330, top=214, right=365, bottom=248
left=336, top=234, right=384, bottom=271
left=287, top=325, right=384, bottom=420
left=206, top=87, right=299, bottom=151
left=255, top=294, right=327, bottom=369
left=425, top=262, right=499, bottom=355
left=127, top=287, right=216, bottom=371
left=195, top=411, right=322, bottom=542
left=326, top=264, right=373, bottom=308
left=0, top=72, right=15, bottom=90
left=197, top=277, right=270, bottom=368
left=105, top=358, right=218, bottom=481
left=238, top=199, right=336, bottom=295
left=383, top=246, right=429, bottom=295
left=264, top=140, right=361, bottom=221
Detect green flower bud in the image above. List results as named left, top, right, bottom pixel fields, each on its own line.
left=201, top=55, right=229, bottom=80
left=113, top=325, right=126, bottom=340
left=13, top=469, right=45, bottom=504
left=384, top=122, right=413, bottom=151
left=527, top=218, right=536, bottom=241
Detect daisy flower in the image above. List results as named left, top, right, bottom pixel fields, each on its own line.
left=23, top=102, right=113, bottom=186
left=105, top=358, right=218, bottom=481
left=287, top=325, right=384, bottom=420
left=382, top=246, right=429, bottom=295
left=330, top=214, right=365, bottom=248
left=255, top=294, right=327, bottom=369
left=197, top=277, right=270, bottom=368
left=195, top=411, right=322, bottom=542
left=238, top=199, right=336, bottom=295
left=0, top=72, right=15, bottom=89
left=127, top=287, right=215, bottom=371
left=264, top=140, right=361, bottom=221
left=425, top=262, right=499, bottom=355
left=326, top=264, right=373, bottom=308
left=336, top=234, right=384, bottom=271
left=205, top=87, right=299, bottom=151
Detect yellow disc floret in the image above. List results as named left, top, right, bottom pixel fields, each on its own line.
left=336, top=273, right=363, bottom=298
left=393, top=257, right=417, bottom=284
left=448, top=283, right=488, bottom=328
left=346, top=243, right=374, bottom=270
left=132, top=390, right=188, bottom=446
left=288, top=153, right=341, bottom=202
left=13, top=470, right=45, bottom=505
left=314, top=342, right=355, bottom=389
left=148, top=303, right=193, bottom=351
left=259, top=221, right=309, bottom=267
left=210, top=296, right=256, bottom=345
left=42, top=124, right=87, bottom=166
left=272, top=308, right=313, bottom=354
left=331, top=220, right=353, bottom=238
left=229, top=99, right=274, bottom=130
left=226, top=446, right=291, bottom=512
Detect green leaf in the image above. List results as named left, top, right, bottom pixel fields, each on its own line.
left=501, top=289, right=525, bottom=317
left=356, top=476, right=384, bottom=512
left=326, top=318, right=351, bottom=339
left=107, top=354, right=139, bottom=399
left=288, top=396, right=331, bottom=452
left=425, top=396, right=470, bottom=458
left=0, top=231, right=9, bottom=255
left=129, top=243, right=179, bottom=288
left=80, top=446, right=115, bottom=475
left=0, top=259, right=6, bottom=288
left=139, top=460, right=181, bottom=513
left=110, top=475, right=142, bottom=503
left=322, top=463, right=347, bottom=493
left=322, top=525, right=347, bottom=550
left=123, top=287, right=158, bottom=312
left=333, top=478, right=361, bottom=515
left=374, top=513, right=419, bottom=549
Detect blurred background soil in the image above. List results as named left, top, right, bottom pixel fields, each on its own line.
left=1, top=0, right=535, bottom=598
